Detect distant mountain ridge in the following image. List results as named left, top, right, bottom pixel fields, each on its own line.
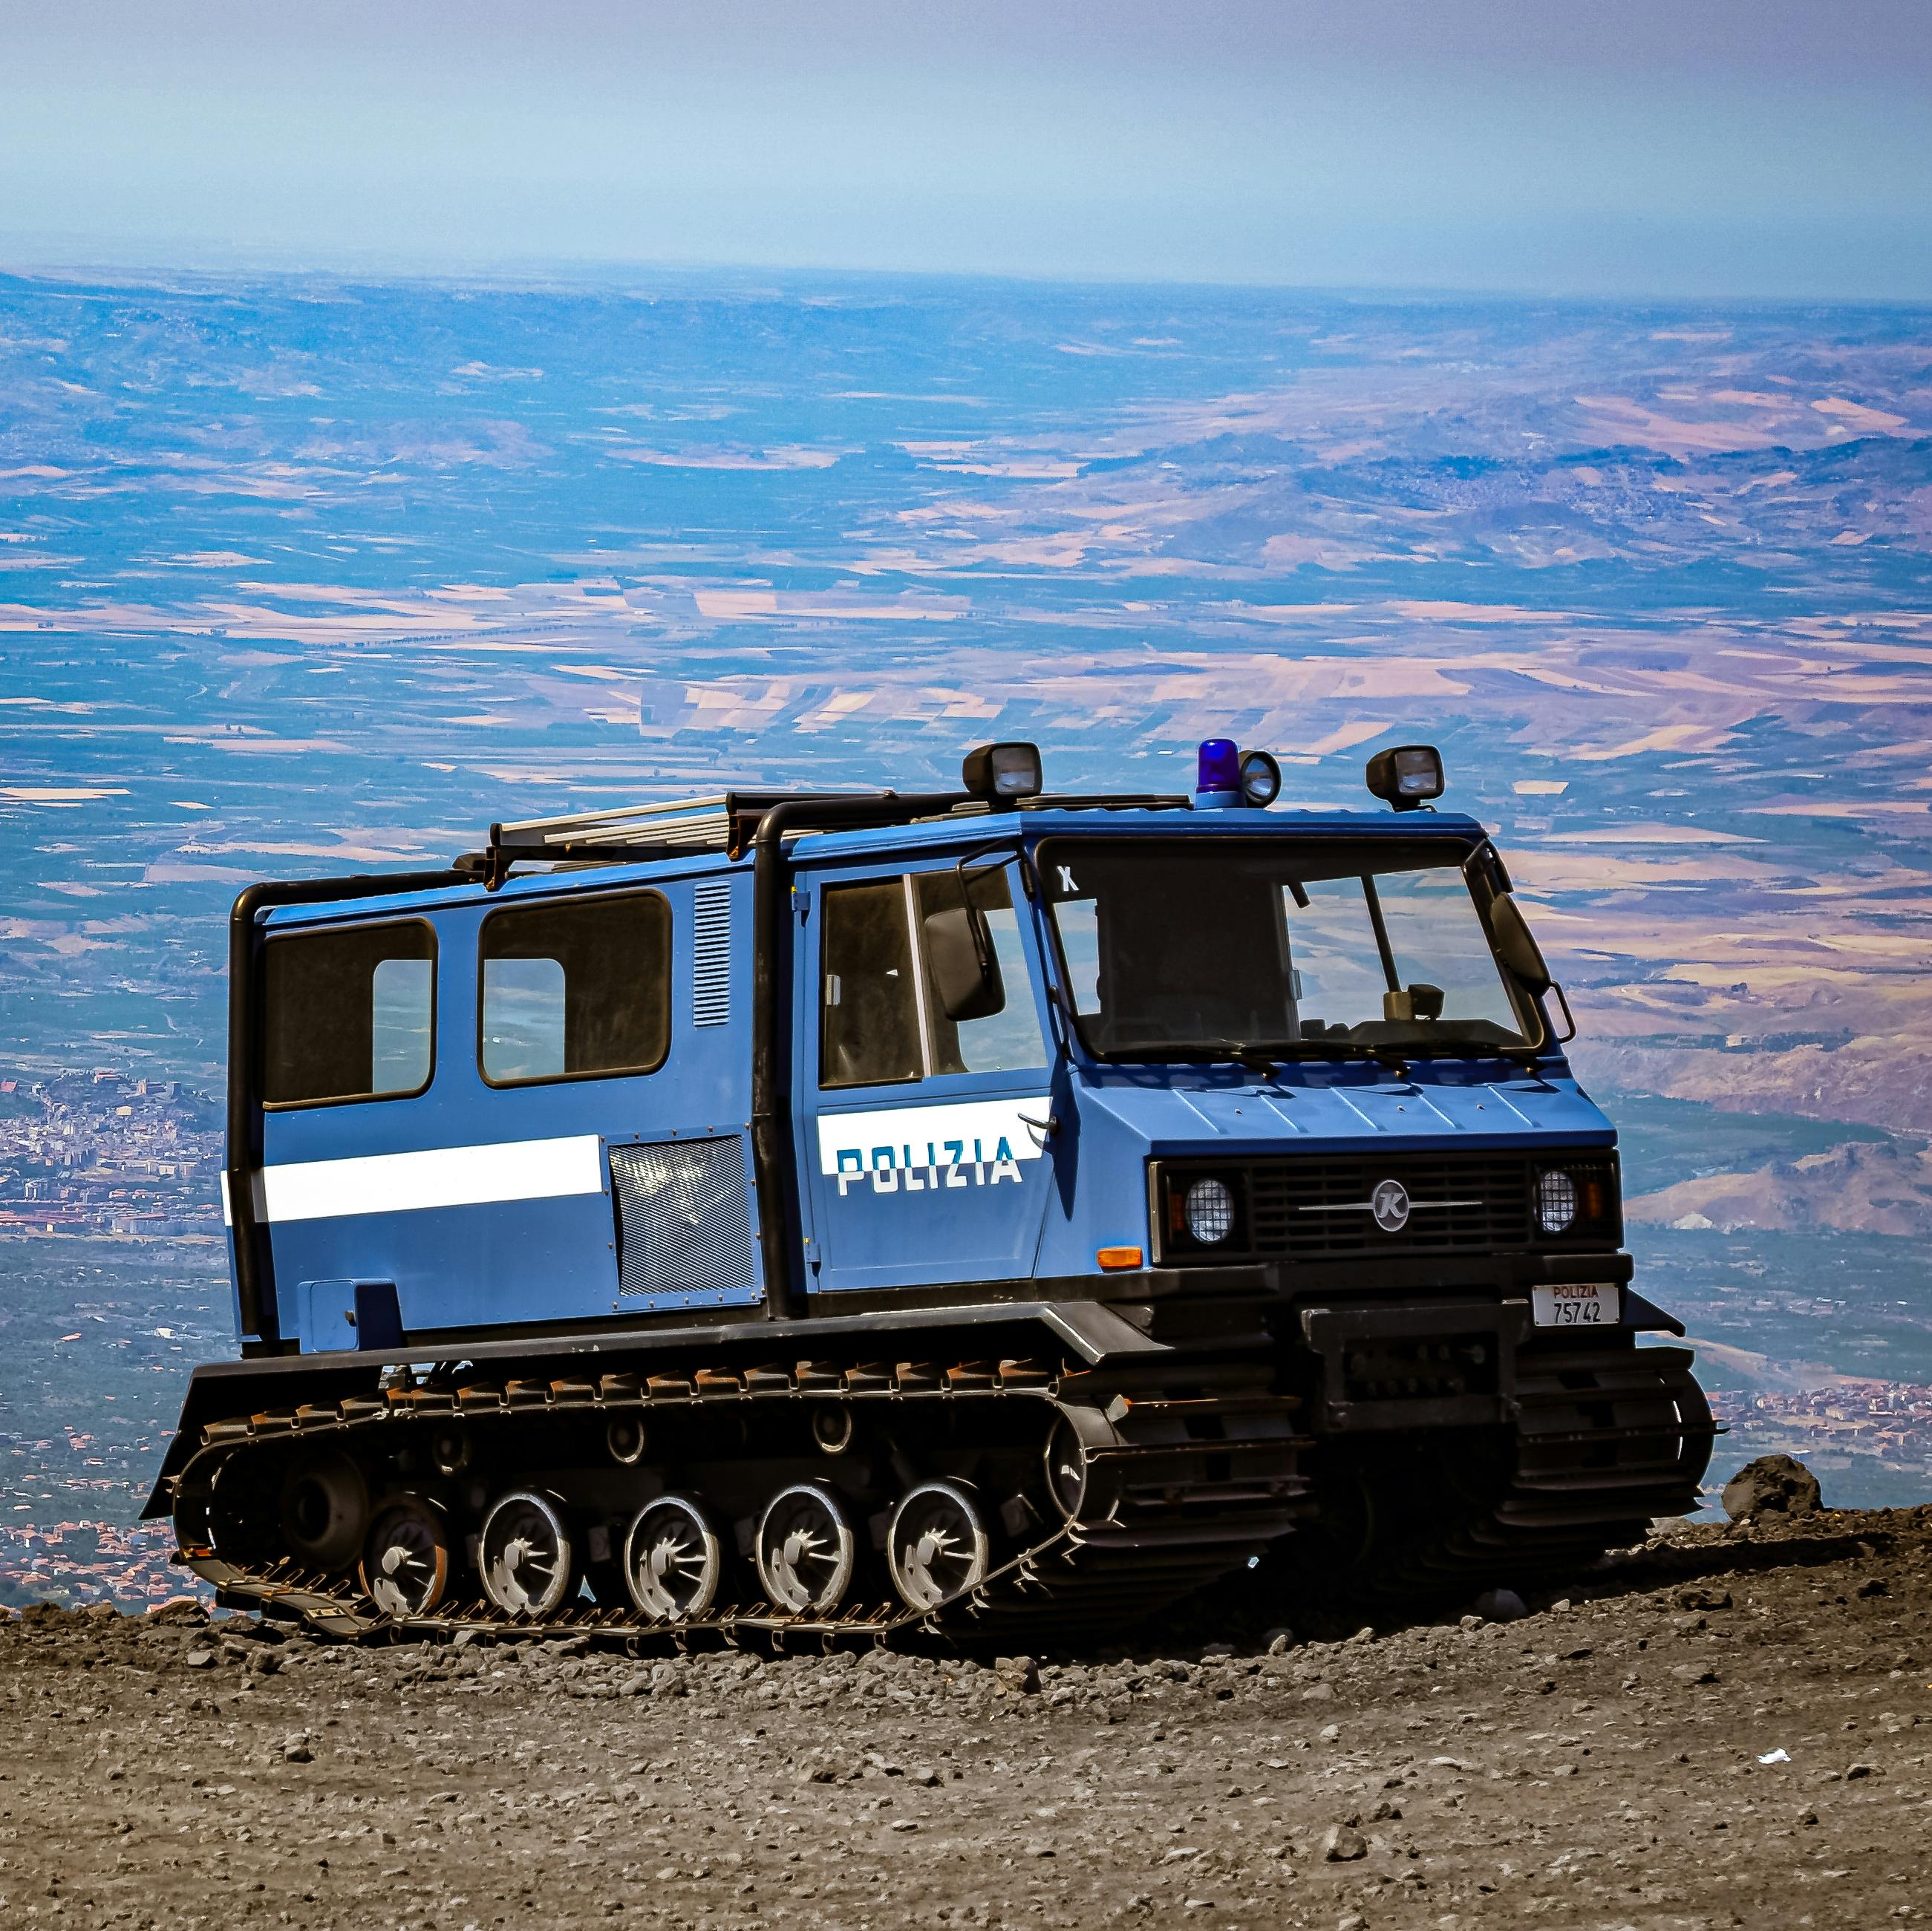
left=1627, top=1137, right=1932, bottom=1238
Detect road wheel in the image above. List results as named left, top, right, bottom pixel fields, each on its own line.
left=623, top=1494, right=725, bottom=1622
left=359, top=1496, right=453, bottom=1616
left=278, top=1450, right=368, bottom=1572
left=754, top=1481, right=858, bottom=1615
left=478, top=1489, right=579, bottom=1616
left=886, top=1479, right=991, bottom=1610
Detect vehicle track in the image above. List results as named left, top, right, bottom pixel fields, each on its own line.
left=167, top=1347, right=1311, bottom=1648
left=1286, top=1343, right=1717, bottom=1606
left=166, top=1340, right=1714, bottom=1644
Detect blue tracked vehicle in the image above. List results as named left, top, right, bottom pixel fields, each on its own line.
left=146, top=739, right=1712, bottom=1643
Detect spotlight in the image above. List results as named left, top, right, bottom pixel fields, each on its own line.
left=1365, top=745, right=1443, bottom=811
left=962, top=742, right=1042, bottom=802
left=1237, top=749, right=1281, bottom=808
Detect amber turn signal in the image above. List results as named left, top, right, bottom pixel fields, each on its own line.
left=1096, top=1246, right=1144, bottom=1270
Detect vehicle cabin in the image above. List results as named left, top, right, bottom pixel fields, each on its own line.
left=225, top=739, right=1593, bottom=1359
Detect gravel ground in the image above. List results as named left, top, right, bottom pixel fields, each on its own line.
left=1, top=1503, right=1928, bottom=1930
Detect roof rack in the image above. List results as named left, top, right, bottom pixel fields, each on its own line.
left=463, top=788, right=948, bottom=889
left=494, top=791, right=793, bottom=855
left=1021, top=794, right=1189, bottom=811
left=455, top=785, right=1195, bottom=889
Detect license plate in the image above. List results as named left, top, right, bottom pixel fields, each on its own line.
left=1533, top=1282, right=1621, bottom=1328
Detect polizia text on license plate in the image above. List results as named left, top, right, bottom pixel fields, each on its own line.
left=1532, top=1283, right=1621, bottom=1328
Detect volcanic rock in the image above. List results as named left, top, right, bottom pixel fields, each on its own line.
left=1721, top=1454, right=1823, bottom=1520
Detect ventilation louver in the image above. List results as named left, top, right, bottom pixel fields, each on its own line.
left=692, top=881, right=731, bottom=1027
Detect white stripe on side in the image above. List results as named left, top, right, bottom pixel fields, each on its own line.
left=258, top=1134, right=604, bottom=1224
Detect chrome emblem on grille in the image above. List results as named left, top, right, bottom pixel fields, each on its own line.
left=1370, top=1178, right=1412, bottom=1232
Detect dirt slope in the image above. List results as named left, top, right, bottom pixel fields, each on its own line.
left=1, top=1505, right=1928, bottom=1930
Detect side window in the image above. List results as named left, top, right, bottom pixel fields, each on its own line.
left=262, top=921, right=435, bottom=1107
left=480, top=892, right=670, bottom=1085
left=480, top=955, right=568, bottom=1081
left=820, top=879, right=923, bottom=1089
left=1371, top=869, right=1524, bottom=1032
left=915, top=870, right=1046, bottom=1076
left=820, top=868, right=1045, bottom=1091
left=1046, top=866, right=1100, bottom=1018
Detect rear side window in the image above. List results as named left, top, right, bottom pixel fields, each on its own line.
left=480, top=892, right=670, bottom=1085
left=261, top=921, right=436, bottom=1107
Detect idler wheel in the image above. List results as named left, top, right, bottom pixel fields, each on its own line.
left=359, top=1497, right=453, bottom=1616
left=623, top=1494, right=724, bottom=1622
left=478, top=1489, right=580, bottom=1617
left=1043, top=1417, right=1088, bottom=1522
left=278, top=1450, right=369, bottom=1572
left=195, top=1454, right=274, bottom=1566
left=886, top=1479, right=991, bottom=1611
left=754, top=1480, right=858, bottom=1615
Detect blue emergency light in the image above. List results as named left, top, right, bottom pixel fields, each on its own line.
left=1194, top=738, right=1240, bottom=806
left=1193, top=739, right=1280, bottom=810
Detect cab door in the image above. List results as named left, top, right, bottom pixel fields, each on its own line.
left=797, top=856, right=1059, bottom=1295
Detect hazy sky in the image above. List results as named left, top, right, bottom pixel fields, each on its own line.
left=4, top=1, right=1929, bottom=296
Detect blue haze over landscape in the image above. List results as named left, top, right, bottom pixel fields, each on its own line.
left=8, top=2, right=1931, bottom=299
left=1, top=267, right=1931, bottom=1601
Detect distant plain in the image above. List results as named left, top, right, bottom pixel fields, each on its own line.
left=1, top=269, right=1929, bottom=1597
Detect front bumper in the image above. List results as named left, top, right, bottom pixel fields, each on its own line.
left=1297, top=1296, right=1527, bottom=1432
left=1105, top=1248, right=1673, bottom=1324
left=1100, top=1248, right=1681, bottom=1434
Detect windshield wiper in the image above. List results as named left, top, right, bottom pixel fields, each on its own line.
left=1103, top=1033, right=1546, bottom=1076
left=1260, top=1039, right=1412, bottom=1075
left=1106, top=1036, right=1413, bottom=1075
left=1285, top=1036, right=1554, bottom=1074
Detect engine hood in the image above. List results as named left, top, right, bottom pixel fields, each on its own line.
left=1072, top=1068, right=1615, bottom=1157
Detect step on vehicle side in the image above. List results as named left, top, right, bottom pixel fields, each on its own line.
left=146, top=737, right=1713, bottom=1644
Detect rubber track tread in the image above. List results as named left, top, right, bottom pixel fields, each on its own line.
left=1350, top=1345, right=1715, bottom=1598
left=168, top=1350, right=1310, bottom=1650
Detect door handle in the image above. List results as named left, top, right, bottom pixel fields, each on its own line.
left=1018, top=1111, right=1059, bottom=1146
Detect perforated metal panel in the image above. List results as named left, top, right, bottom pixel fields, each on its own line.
left=609, top=1137, right=759, bottom=1304
left=692, top=880, right=731, bottom=1026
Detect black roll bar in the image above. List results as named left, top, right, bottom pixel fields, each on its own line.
left=748, top=794, right=968, bottom=1318
left=226, top=870, right=471, bottom=1347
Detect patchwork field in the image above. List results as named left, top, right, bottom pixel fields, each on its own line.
left=1, top=270, right=1929, bottom=1592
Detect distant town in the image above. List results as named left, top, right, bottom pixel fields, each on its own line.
left=0, top=1518, right=189, bottom=1611
left=0, top=1068, right=221, bottom=1239
left=1713, top=1382, right=1932, bottom=1476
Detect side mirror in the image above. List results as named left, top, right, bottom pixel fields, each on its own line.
left=1488, top=892, right=1551, bottom=996
left=922, top=906, right=1005, bottom=1022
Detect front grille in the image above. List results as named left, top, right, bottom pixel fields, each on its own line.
left=1248, top=1154, right=1534, bottom=1257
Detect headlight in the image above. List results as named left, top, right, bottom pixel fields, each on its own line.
left=1537, top=1169, right=1578, bottom=1235
left=1185, top=1177, right=1235, bottom=1244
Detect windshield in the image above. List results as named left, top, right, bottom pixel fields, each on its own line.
left=1040, top=837, right=1538, bottom=1060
